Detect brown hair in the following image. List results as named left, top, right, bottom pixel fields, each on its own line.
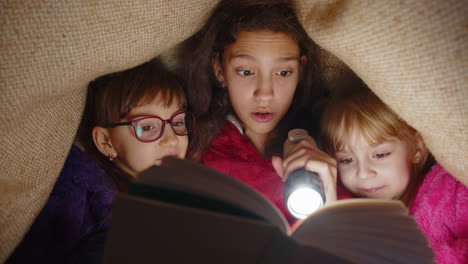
left=321, top=89, right=435, bottom=205
left=77, top=58, right=187, bottom=191
left=180, top=0, right=324, bottom=160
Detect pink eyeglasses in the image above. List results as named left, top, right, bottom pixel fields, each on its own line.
left=104, top=111, right=194, bottom=142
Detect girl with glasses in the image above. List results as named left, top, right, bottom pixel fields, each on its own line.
left=8, top=58, right=193, bottom=263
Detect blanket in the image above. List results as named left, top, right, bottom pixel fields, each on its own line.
left=0, top=0, right=466, bottom=261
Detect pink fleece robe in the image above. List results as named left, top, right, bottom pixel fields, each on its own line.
left=410, top=164, right=468, bottom=264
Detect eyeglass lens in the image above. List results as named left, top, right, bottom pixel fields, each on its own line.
left=135, top=112, right=190, bottom=141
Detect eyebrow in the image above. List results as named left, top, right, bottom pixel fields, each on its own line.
left=335, top=151, right=351, bottom=155
left=370, top=140, right=397, bottom=147
left=125, top=108, right=184, bottom=121
left=231, top=53, right=300, bottom=62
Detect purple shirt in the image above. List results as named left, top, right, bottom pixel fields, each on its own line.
left=7, top=145, right=118, bottom=263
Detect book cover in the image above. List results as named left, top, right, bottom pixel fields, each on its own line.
left=103, top=157, right=434, bottom=263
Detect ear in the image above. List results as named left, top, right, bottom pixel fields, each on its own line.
left=412, top=133, right=426, bottom=164
left=92, top=126, right=116, bottom=158
left=299, top=55, right=307, bottom=73
left=212, top=55, right=225, bottom=84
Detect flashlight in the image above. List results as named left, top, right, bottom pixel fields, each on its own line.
left=283, top=129, right=326, bottom=219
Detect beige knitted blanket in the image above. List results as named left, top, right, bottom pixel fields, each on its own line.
left=0, top=0, right=466, bottom=261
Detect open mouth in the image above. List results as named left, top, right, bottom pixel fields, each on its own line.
left=251, top=111, right=273, bottom=122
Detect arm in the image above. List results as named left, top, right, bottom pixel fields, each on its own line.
left=7, top=146, right=113, bottom=264
left=411, top=165, right=468, bottom=264
left=432, top=180, right=468, bottom=264
left=7, top=161, right=88, bottom=263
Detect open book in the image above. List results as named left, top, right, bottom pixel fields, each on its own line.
left=103, top=157, right=434, bottom=264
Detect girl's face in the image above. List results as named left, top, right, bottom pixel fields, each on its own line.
left=334, top=133, right=416, bottom=200
left=107, top=95, right=189, bottom=177
left=214, top=31, right=303, bottom=149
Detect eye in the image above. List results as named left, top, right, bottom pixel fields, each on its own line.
left=374, top=152, right=390, bottom=159
left=238, top=70, right=254, bottom=76
left=276, top=70, right=292, bottom=77
left=339, top=157, right=355, bottom=165
left=135, top=118, right=162, bottom=138
left=136, top=124, right=158, bottom=138
left=172, top=121, right=185, bottom=127
left=141, top=125, right=154, bottom=132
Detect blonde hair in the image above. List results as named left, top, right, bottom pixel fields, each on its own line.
left=321, top=89, right=434, bottom=205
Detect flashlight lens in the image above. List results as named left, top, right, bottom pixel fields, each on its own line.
left=286, top=187, right=324, bottom=219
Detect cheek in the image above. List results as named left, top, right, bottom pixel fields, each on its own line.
left=393, top=155, right=413, bottom=178
left=277, top=90, right=295, bottom=111
left=401, top=161, right=413, bottom=187
left=282, top=74, right=300, bottom=90
left=125, top=145, right=155, bottom=168
left=225, top=72, right=248, bottom=91
left=227, top=89, right=252, bottom=118
left=337, top=167, right=354, bottom=187
left=227, top=88, right=245, bottom=106
left=381, top=157, right=412, bottom=193
left=179, top=137, right=189, bottom=157
left=275, top=77, right=298, bottom=101
left=225, top=78, right=243, bottom=97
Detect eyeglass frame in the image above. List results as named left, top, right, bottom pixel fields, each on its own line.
left=103, top=110, right=194, bottom=143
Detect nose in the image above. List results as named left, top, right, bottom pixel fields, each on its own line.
left=357, top=159, right=377, bottom=180
left=159, top=124, right=179, bottom=147
left=254, top=74, right=274, bottom=102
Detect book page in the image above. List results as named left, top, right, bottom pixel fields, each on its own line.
left=136, top=157, right=289, bottom=233
left=289, top=199, right=434, bottom=263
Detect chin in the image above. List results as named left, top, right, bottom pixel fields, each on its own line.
left=251, top=125, right=276, bottom=135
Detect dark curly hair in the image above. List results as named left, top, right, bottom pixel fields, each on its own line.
left=181, top=0, right=325, bottom=160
